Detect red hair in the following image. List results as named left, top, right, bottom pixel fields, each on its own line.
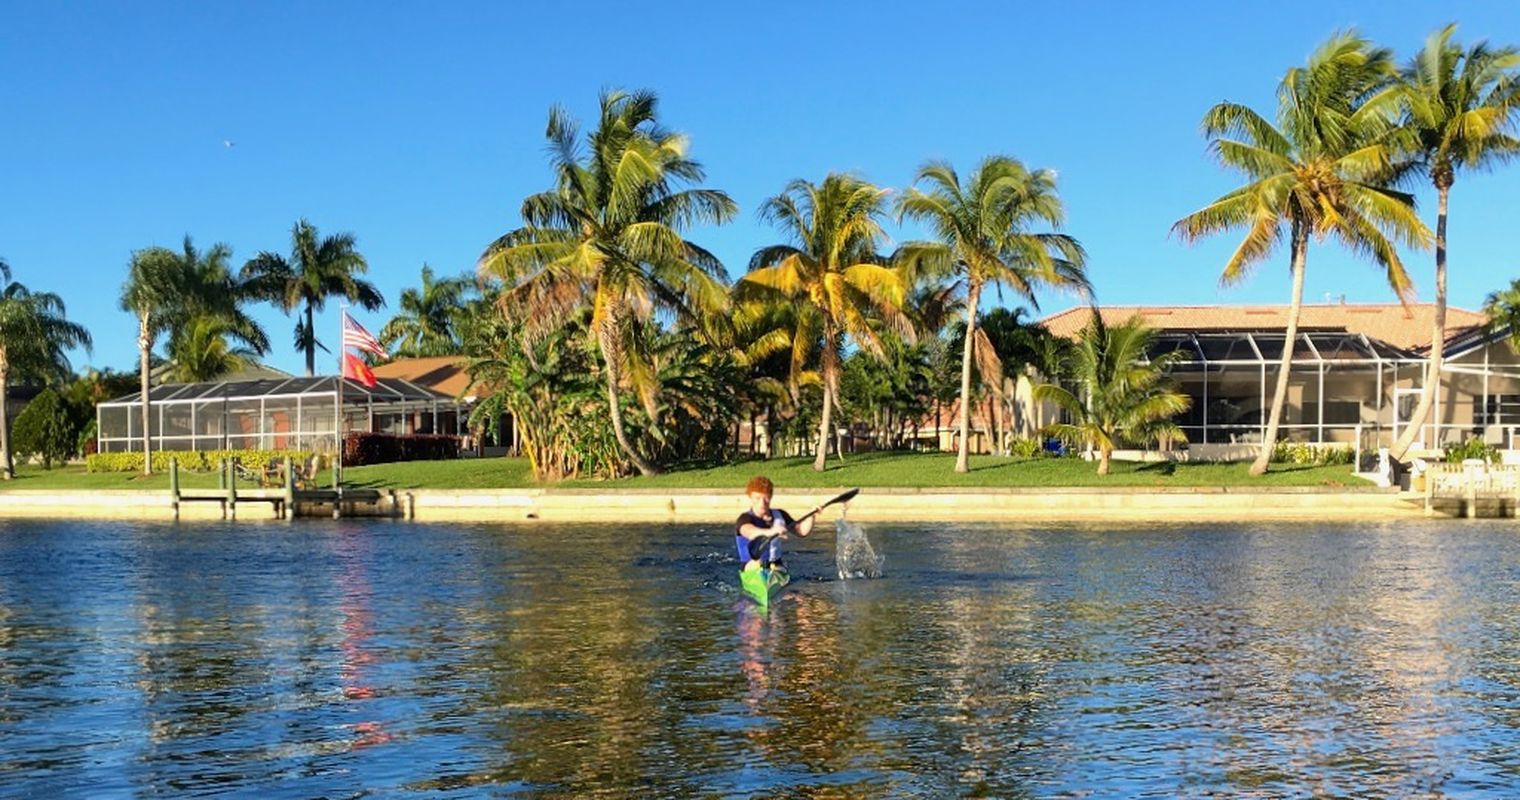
left=745, top=476, right=774, bottom=497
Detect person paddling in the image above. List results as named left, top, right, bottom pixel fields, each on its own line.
left=735, top=476, right=820, bottom=572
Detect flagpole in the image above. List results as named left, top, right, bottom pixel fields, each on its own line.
left=335, top=303, right=346, bottom=491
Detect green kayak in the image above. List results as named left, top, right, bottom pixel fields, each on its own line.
left=739, top=566, right=790, bottom=607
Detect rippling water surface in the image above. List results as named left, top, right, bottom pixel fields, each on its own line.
left=3, top=518, right=1520, bottom=797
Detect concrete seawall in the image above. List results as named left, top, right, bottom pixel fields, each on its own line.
left=0, top=487, right=1415, bottom=523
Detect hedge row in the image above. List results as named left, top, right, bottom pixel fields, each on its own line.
left=1270, top=442, right=1354, bottom=466
left=87, top=450, right=327, bottom=473
left=342, top=433, right=459, bottom=466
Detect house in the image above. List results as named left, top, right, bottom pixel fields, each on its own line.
left=96, top=376, right=468, bottom=455
left=1039, top=303, right=1519, bottom=459
left=369, top=356, right=515, bottom=453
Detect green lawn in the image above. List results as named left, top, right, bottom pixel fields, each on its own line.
left=0, top=452, right=1362, bottom=492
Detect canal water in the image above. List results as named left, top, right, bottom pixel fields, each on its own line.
left=2, top=518, right=1518, bottom=797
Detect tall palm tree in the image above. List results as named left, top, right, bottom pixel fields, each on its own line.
left=120, top=245, right=185, bottom=475
left=1036, top=316, right=1190, bottom=475
left=1388, top=25, right=1520, bottom=459
left=1484, top=278, right=1520, bottom=352
left=739, top=173, right=910, bottom=471
left=241, top=219, right=384, bottom=376
left=478, top=89, right=737, bottom=476
left=898, top=156, right=1089, bottom=472
left=380, top=264, right=472, bottom=357
left=1173, top=32, right=1431, bottom=475
left=0, top=260, right=91, bottom=479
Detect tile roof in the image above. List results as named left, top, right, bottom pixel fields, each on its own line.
left=370, top=356, right=473, bottom=399
left=1038, top=303, right=1488, bottom=352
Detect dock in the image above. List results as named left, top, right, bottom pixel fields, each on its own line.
left=169, top=458, right=407, bottom=520
left=1423, top=462, right=1520, bottom=518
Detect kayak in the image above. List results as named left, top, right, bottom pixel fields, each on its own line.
left=739, top=566, right=790, bottom=607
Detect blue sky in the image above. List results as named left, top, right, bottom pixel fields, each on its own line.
left=1, top=1, right=1517, bottom=375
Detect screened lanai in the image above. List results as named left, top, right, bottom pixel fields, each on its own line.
left=1148, top=329, right=1520, bottom=449
left=97, top=376, right=468, bottom=454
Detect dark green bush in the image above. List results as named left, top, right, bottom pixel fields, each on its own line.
left=13, top=389, right=77, bottom=469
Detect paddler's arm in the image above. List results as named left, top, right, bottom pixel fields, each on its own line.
left=793, top=507, right=822, bottom=537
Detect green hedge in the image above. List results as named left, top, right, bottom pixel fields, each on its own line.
left=1270, top=442, right=1354, bottom=466
left=86, top=450, right=328, bottom=473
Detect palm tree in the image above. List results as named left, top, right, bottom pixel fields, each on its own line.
left=380, top=264, right=472, bottom=358
left=1484, top=278, right=1520, bottom=352
left=0, top=260, right=91, bottom=479
left=165, top=316, right=261, bottom=383
left=478, top=89, right=737, bottom=476
left=898, top=156, right=1089, bottom=472
left=739, top=173, right=910, bottom=471
left=165, top=238, right=269, bottom=383
left=241, top=219, right=384, bottom=376
left=1036, top=316, right=1190, bottom=475
left=119, top=245, right=186, bottom=475
left=1173, top=32, right=1431, bottom=475
left=1388, top=25, right=1520, bottom=459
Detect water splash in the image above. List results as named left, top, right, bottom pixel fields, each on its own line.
left=835, top=519, right=883, bottom=579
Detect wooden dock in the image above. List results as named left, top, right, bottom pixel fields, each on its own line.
left=1424, top=462, right=1520, bottom=518
left=168, top=458, right=406, bottom=520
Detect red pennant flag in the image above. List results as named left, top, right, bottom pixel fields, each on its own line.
left=342, top=352, right=378, bottom=388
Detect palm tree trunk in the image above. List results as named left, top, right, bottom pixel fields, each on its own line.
left=138, top=314, right=154, bottom=476
left=1250, top=223, right=1308, bottom=476
left=813, top=338, right=836, bottom=472
left=1097, top=443, right=1112, bottom=476
left=0, top=355, right=11, bottom=480
left=955, top=284, right=982, bottom=473
left=596, top=312, right=659, bottom=477
left=1390, top=183, right=1449, bottom=460
left=305, top=303, right=316, bottom=377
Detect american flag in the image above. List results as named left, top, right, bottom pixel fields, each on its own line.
left=342, top=312, right=386, bottom=356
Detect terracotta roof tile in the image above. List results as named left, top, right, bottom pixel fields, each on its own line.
left=1039, top=304, right=1487, bottom=352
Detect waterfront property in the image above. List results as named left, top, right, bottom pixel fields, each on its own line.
left=1040, top=303, right=1520, bottom=457
left=369, top=356, right=517, bottom=453
left=94, top=376, right=469, bottom=455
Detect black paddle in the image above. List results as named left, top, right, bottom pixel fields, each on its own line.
left=748, top=488, right=860, bottom=560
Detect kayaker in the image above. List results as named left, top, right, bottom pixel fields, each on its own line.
left=735, top=476, right=820, bottom=571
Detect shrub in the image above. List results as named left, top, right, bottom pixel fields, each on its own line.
left=1009, top=437, right=1043, bottom=459
left=342, top=433, right=459, bottom=466
left=1270, top=441, right=1353, bottom=466
left=1444, top=437, right=1499, bottom=464
left=12, top=389, right=77, bottom=469
left=86, top=449, right=326, bottom=473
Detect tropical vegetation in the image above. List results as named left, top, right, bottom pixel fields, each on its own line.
left=1035, top=316, right=1191, bottom=475
left=0, top=261, right=91, bottom=478
left=1173, top=32, right=1433, bottom=475
left=241, top=219, right=384, bottom=376
left=1387, top=25, right=1520, bottom=459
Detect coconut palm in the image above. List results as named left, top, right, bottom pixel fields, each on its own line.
left=1172, top=32, right=1431, bottom=475
left=380, top=264, right=472, bottom=358
left=1036, top=316, right=1190, bottom=475
left=241, top=219, right=384, bottom=377
left=1387, top=25, right=1520, bottom=459
left=0, top=260, right=91, bottom=478
left=478, top=89, right=737, bottom=476
left=119, top=245, right=188, bottom=475
left=739, top=173, right=910, bottom=471
left=897, top=156, right=1089, bottom=472
left=1484, top=278, right=1520, bottom=351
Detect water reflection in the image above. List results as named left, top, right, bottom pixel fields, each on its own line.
left=2, top=518, right=1520, bottom=795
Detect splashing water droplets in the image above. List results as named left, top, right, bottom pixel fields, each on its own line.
left=834, top=518, right=883, bottom=579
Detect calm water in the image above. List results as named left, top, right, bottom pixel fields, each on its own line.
left=2, top=518, right=1520, bottom=797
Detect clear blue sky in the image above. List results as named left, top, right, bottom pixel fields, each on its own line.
left=1, top=1, right=1516, bottom=375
